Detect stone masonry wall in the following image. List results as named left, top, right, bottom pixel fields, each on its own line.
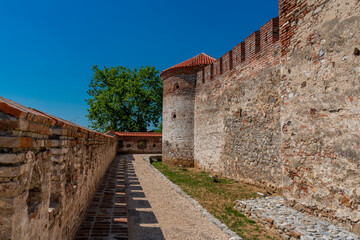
left=0, top=97, right=117, bottom=240
left=194, top=18, right=282, bottom=191
left=161, top=0, right=360, bottom=233
left=279, top=0, right=360, bottom=233
left=115, top=136, right=162, bottom=154
left=163, top=74, right=196, bottom=167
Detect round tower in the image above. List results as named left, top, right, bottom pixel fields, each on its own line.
left=160, top=53, right=216, bottom=167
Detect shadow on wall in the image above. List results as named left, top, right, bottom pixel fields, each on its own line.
left=126, top=155, right=165, bottom=240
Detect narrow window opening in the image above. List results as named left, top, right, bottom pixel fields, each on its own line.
left=65, top=165, right=72, bottom=188
left=49, top=193, right=60, bottom=211
left=118, top=140, right=123, bottom=148
left=28, top=187, right=42, bottom=215
left=27, top=168, right=42, bottom=217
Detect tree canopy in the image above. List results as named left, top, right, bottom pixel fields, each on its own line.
left=86, top=65, right=163, bottom=132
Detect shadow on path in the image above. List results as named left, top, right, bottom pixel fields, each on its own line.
left=125, top=154, right=165, bottom=240
left=74, top=156, right=128, bottom=240
left=73, top=154, right=164, bottom=240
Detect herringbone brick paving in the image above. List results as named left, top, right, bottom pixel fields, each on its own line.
left=74, top=156, right=128, bottom=240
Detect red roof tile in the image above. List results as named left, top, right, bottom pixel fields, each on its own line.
left=160, top=53, right=216, bottom=80
left=106, top=131, right=162, bottom=137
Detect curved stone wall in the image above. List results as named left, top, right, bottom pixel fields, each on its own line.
left=162, top=74, right=196, bottom=167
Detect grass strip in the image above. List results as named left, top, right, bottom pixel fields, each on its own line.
left=152, top=161, right=279, bottom=240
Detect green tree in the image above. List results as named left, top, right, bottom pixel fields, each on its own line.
left=154, top=121, right=162, bottom=132
left=86, top=65, right=163, bottom=132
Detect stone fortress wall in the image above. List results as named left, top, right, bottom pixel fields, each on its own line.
left=162, top=55, right=216, bottom=167
left=280, top=0, right=360, bottom=233
left=162, top=73, right=197, bottom=167
left=162, top=0, right=360, bottom=233
left=0, top=97, right=117, bottom=239
left=194, top=16, right=281, bottom=191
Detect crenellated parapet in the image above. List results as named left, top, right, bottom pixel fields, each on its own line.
left=279, top=0, right=308, bottom=56
left=199, top=17, right=279, bottom=84
left=162, top=0, right=360, bottom=234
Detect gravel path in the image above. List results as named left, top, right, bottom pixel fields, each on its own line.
left=125, top=154, right=228, bottom=240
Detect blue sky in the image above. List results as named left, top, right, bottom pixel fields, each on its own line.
left=0, top=0, right=278, bottom=128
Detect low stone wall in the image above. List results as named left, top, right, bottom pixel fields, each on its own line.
left=0, top=97, right=117, bottom=240
left=116, top=136, right=162, bottom=154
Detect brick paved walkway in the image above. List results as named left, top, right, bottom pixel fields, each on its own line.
left=74, top=156, right=128, bottom=240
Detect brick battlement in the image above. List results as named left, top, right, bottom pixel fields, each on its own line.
left=200, top=17, right=279, bottom=83
left=163, top=0, right=360, bottom=234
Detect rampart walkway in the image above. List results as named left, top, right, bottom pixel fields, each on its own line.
left=75, top=154, right=228, bottom=240
left=74, top=156, right=128, bottom=239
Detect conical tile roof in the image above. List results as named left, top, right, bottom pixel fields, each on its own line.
left=160, top=53, right=216, bottom=80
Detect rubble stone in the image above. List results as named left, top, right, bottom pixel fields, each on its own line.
left=234, top=197, right=360, bottom=239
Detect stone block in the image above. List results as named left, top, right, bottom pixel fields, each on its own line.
left=28, top=122, right=50, bottom=135
left=0, top=213, right=13, bottom=239
left=354, top=223, right=360, bottom=235
left=50, top=140, right=61, bottom=148
left=0, top=164, right=28, bottom=178
left=0, top=180, right=26, bottom=197
left=0, top=153, right=26, bottom=164
left=0, top=191, right=27, bottom=213
left=0, top=136, right=33, bottom=148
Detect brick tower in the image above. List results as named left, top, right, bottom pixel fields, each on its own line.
left=160, top=53, right=216, bottom=167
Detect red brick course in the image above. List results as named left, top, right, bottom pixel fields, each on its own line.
left=108, top=131, right=162, bottom=137
left=279, top=0, right=308, bottom=56
left=221, top=51, right=233, bottom=73
left=192, top=17, right=279, bottom=86
left=232, top=42, right=246, bottom=66
left=245, top=31, right=261, bottom=60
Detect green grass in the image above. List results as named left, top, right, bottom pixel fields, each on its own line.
left=152, top=162, right=279, bottom=240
